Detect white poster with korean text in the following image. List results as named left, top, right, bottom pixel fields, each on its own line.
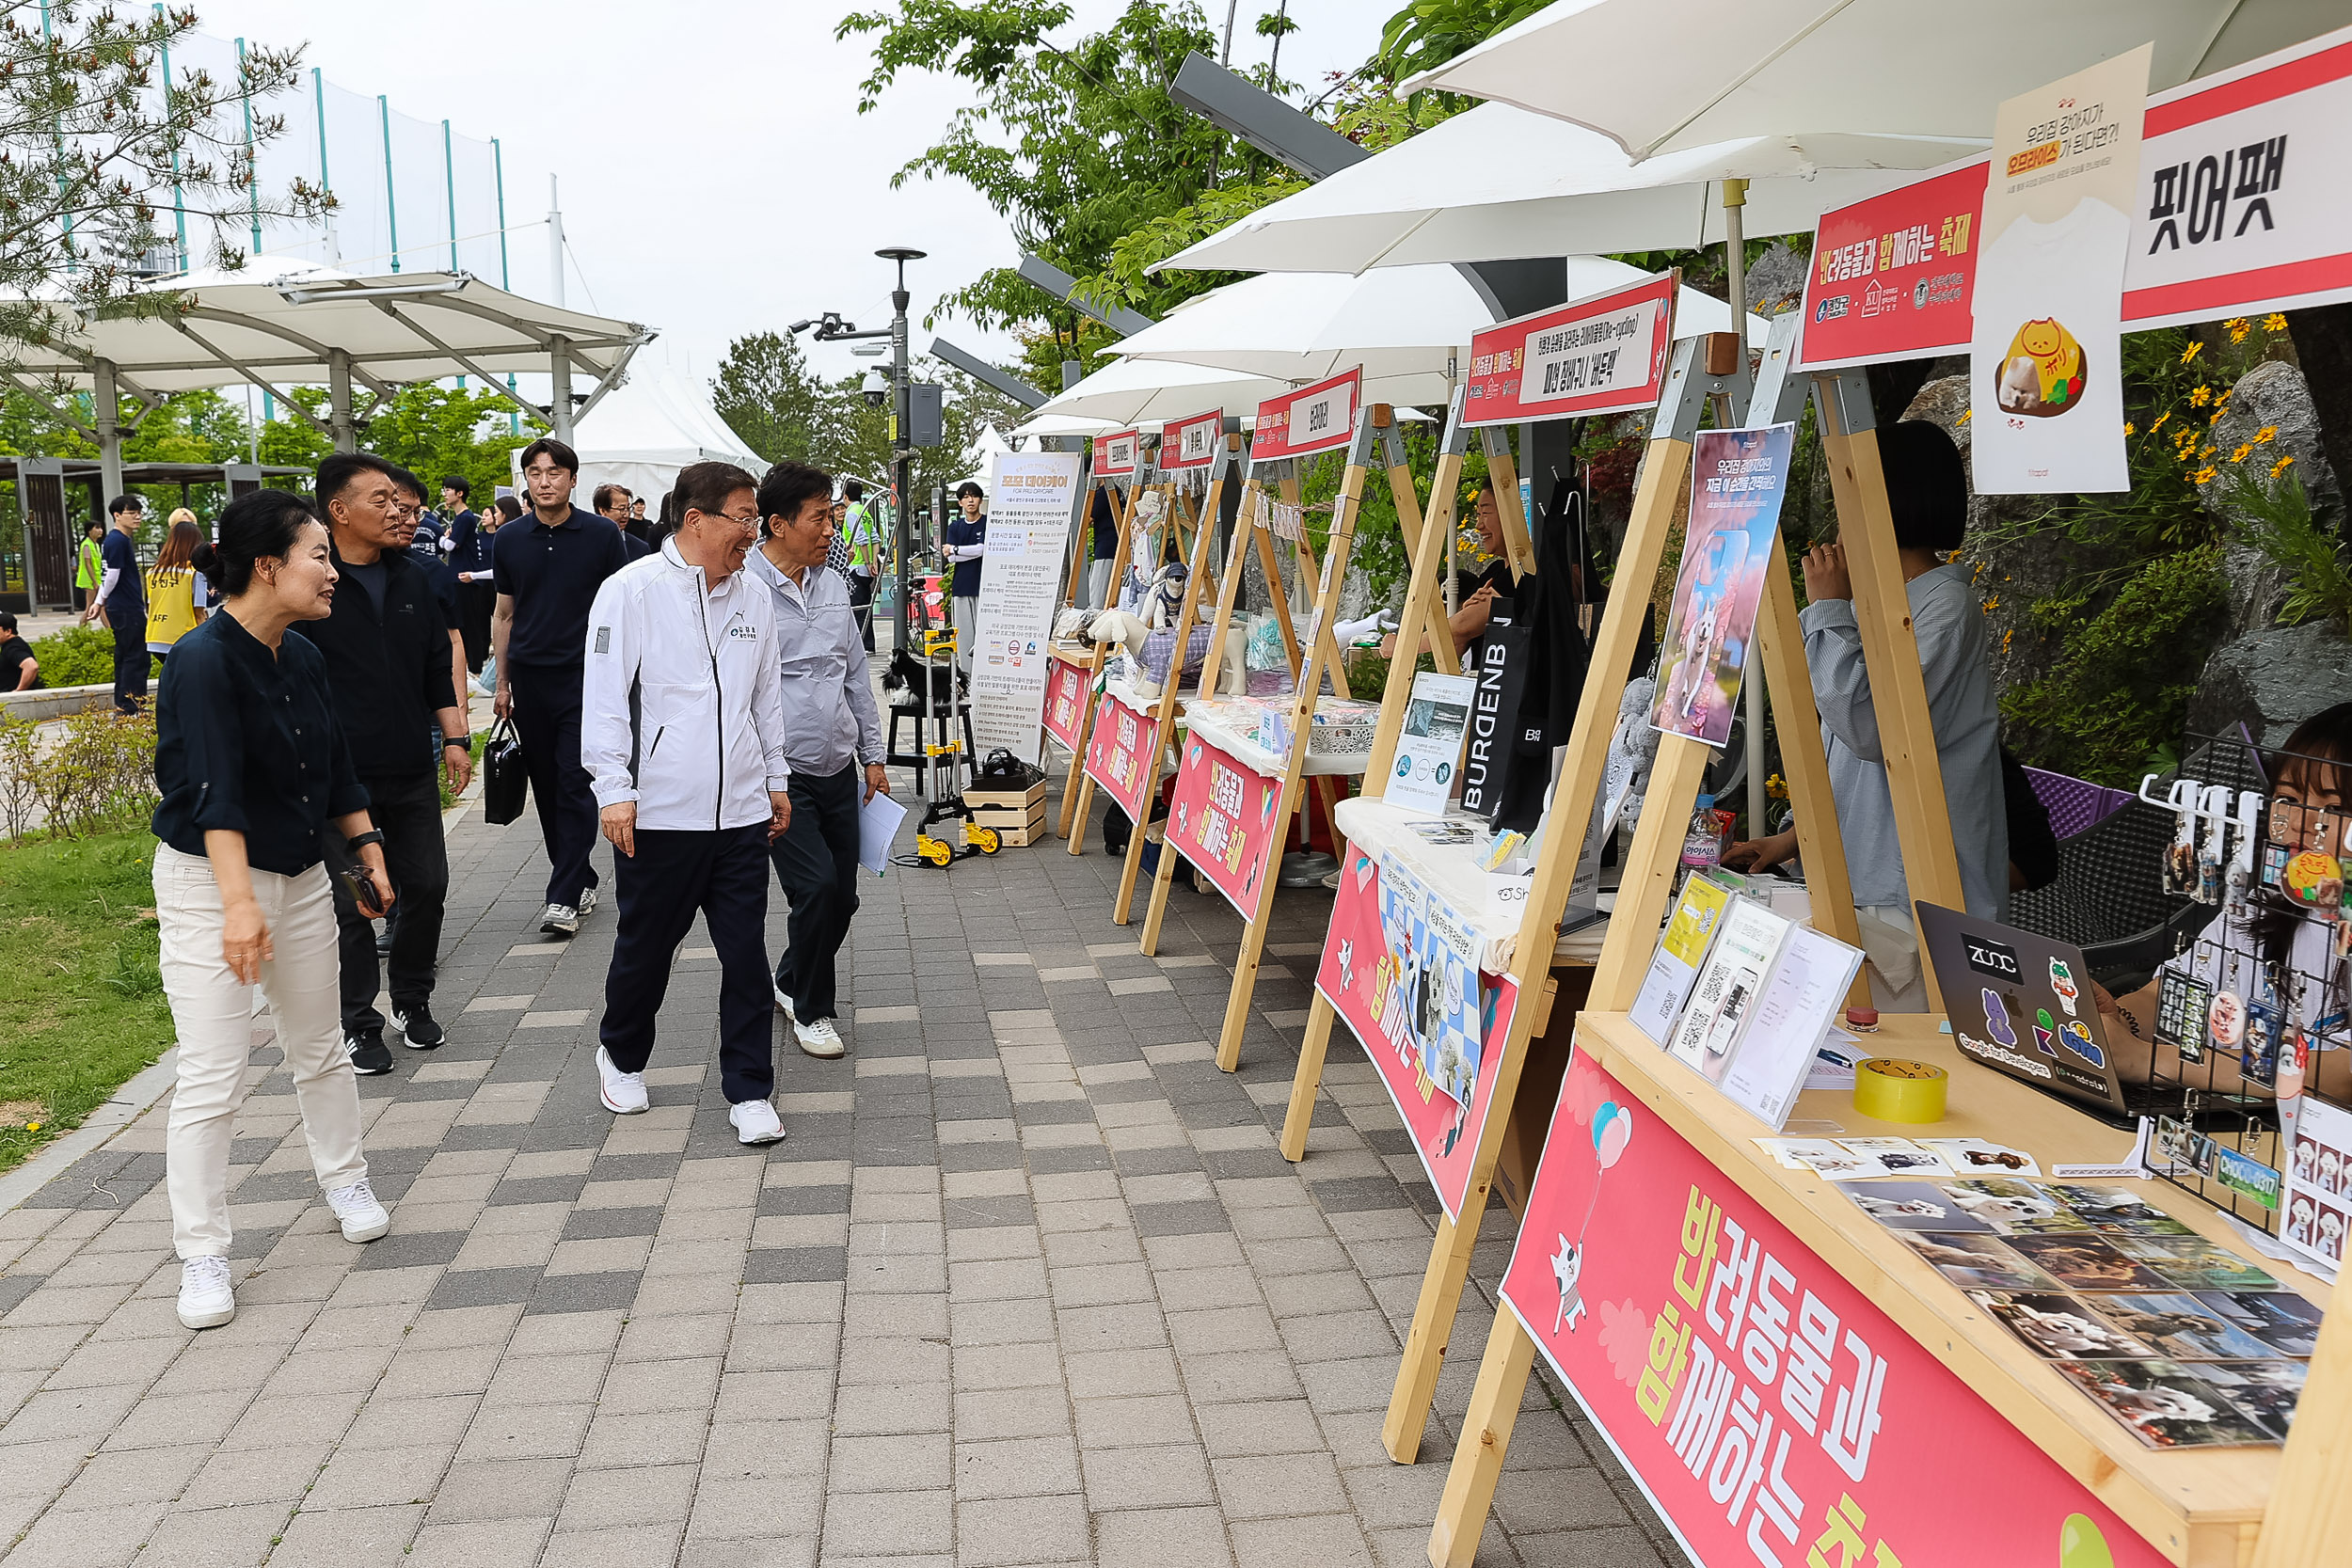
left=1971, top=45, right=2150, bottom=495
left=971, top=451, right=1084, bottom=765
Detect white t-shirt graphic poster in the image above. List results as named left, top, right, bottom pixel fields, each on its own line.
left=1971, top=45, right=2150, bottom=496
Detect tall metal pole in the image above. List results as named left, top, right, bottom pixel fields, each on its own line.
left=379, top=94, right=399, bottom=273
left=493, top=139, right=515, bottom=433
left=235, top=39, right=261, bottom=256
left=891, top=261, right=912, bottom=656
left=441, top=119, right=459, bottom=273
left=93, top=357, right=122, bottom=504
left=547, top=175, right=564, bottom=308
left=157, top=6, right=186, bottom=269
left=312, top=68, right=336, bottom=267
left=550, top=337, right=575, bottom=445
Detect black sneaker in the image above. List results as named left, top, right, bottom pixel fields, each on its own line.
left=389, top=1006, right=444, bottom=1050
left=345, top=1033, right=394, bottom=1076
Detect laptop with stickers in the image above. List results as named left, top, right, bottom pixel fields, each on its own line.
left=1916, top=902, right=2159, bottom=1122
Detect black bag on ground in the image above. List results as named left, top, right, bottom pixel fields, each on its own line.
left=482, top=720, right=528, bottom=826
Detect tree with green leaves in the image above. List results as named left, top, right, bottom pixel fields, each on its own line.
left=711, top=330, right=828, bottom=467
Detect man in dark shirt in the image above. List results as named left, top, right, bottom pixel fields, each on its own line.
left=1087, top=483, right=1118, bottom=609
left=443, top=476, right=498, bottom=675
left=493, top=436, right=634, bottom=936
left=1, top=610, right=38, bottom=690
left=294, top=452, right=472, bottom=1075
left=83, top=494, right=147, bottom=713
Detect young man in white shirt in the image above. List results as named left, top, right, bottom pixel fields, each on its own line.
left=581, top=461, right=795, bottom=1143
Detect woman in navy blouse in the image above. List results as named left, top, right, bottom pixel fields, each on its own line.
left=151, top=489, right=399, bottom=1330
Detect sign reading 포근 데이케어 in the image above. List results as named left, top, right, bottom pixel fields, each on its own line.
left=1249, top=369, right=1360, bottom=464
left=1502, top=1051, right=2174, bottom=1568
left=1464, top=272, right=1677, bottom=427
left=1159, top=408, right=1221, bottom=471
left=969, top=451, right=1082, bottom=766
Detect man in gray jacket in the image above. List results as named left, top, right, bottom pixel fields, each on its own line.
left=748, top=460, right=888, bottom=1059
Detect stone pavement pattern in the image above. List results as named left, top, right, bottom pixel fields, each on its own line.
left=0, top=773, right=1691, bottom=1567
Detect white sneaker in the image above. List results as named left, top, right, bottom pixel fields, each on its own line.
left=577, top=887, right=599, bottom=919
left=325, top=1178, right=391, bottom=1243
left=794, top=1017, right=846, bottom=1059
left=729, top=1099, right=787, bottom=1145
left=771, top=982, right=796, bottom=1022
left=540, top=902, right=580, bottom=936
left=596, top=1046, right=648, bottom=1114
left=177, top=1256, right=235, bottom=1329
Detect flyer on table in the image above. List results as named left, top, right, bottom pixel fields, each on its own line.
left=1652, top=423, right=1794, bottom=747
left=970, top=451, right=1083, bottom=763
left=1971, top=45, right=2150, bottom=496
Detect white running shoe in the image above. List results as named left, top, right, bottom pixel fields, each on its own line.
left=325, top=1178, right=391, bottom=1243
left=596, top=1046, right=649, bottom=1114
left=540, top=902, right=580, bottom=936
left=794, top=1017, right=846, bottom=1059
left=730, top=1099, right=787, bottom=1145
left=577, top=887, right=599, bottom=919
left=772, top=982, right=796, bottom=1022
left=177, top=1256, right=235, bottom=1329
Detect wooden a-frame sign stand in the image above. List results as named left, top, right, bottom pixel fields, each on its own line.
left=1421, top=318, right=1987, bottom=1565
left=1048, top=457, right=1148, bottom=845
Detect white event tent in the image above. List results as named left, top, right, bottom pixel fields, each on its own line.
left=557, top=368, right=766, bottom=513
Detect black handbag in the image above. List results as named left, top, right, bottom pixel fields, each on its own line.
left=482, top=719, right=528, bottom=826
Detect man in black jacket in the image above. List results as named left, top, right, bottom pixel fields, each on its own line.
left=296, top=451, right=474, bottom=1075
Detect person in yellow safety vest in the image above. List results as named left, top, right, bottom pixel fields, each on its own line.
left=838, top=479, right=882, bottom=654
left=74, top=520, right=104, bottom=614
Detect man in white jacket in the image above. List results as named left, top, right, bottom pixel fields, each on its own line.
left=581, top=461, right=796, bottom=1144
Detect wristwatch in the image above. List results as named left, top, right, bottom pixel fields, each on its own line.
left=444, top=734, right=471, bottom=750
left=345, top=829, right=387, bottom=852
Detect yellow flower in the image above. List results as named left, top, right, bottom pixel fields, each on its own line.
left=2210, top=407, right=2227, bottom=425
left=2228, top=322, right=2250, bottom=344
left=2255, top=425, right=2278, bottom=444
left=2191, top=466, right=2217, bottom=483
left=2264, top=312, right=2288, bottom=332
left=24, top=1121, right=40, bottom=1132
left=2181, top=341, right=2204, bottom=363
left=2151, top=411, right=2170, bottom=432
left=2189, top=385, right=2212, bottom=406
left=2123, top=421, right=2136, bottom=436
left=2201, top=444, right=2217, bottom=458
left=1956, top=409, right=1972, bottom=427
left=2272, top=455, right=2296, bottom=478
left=1983, top=594, right=2000, bottom=612
left=2231, top=443, right=2253, bottom=463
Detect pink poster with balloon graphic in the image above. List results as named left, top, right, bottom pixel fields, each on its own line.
left=1498, top=1051, right=2171, bottom=1568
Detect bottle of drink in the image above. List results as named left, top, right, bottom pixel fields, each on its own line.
left=1680, top=793, right=1722, bottom=872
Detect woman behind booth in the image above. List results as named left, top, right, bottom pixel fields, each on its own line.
left=151, top=489, right=398, bottom=1331
left=1726, top=420, right=2007, bottom=1009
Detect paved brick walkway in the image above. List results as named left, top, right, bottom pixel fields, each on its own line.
left=0, top=766, right=1686, bottom=1567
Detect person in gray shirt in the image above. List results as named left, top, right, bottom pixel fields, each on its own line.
left=746, top=460, right=889, bottom=1059
left=1727, top=420, right=2006, bottom=1009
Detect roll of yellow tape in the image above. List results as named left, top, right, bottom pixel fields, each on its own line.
left=1852, top=1057, right=1948, bottom=1124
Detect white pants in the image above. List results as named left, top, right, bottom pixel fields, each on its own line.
left=1085, top=558, right=1114, bottom=610
left=155, top=846, right=368, bottom=1259
left=1855, top=905, right=1930, bottom=1013
left=951, top=593, right=978, bottom=675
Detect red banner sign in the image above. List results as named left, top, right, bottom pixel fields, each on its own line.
left=1465, top=273, right=1677, bottom=427
left=1083, top=690, right=1159, bottom=819
left=1798, top=162, right=1986, bottom=370
left=1093, top=429, right=1140, bottom=478
left=1043, top=655, right=1089, bottom=752
left=1500, top=1053, right=2172, bottom=1568
left=1160, top=408, right=1222, bottom=470
left=1315, top=847, right=1519, bottom=1220
left=1250, top=369, right=1360, bottom=464
left=1166, top=731, right=1283, bottom=922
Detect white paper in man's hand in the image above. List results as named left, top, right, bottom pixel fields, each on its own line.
left=858, top=790, right=909, bottom=876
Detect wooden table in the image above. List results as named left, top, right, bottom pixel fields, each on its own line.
left=1570, top=1008, right=2329, bottom=1568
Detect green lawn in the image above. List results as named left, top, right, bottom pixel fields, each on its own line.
left=0, top=830, right=176, bottom=1176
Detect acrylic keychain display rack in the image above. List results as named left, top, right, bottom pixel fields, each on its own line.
left=2135, top=730, right=2352, bottom=1252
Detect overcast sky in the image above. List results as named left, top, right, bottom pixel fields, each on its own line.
left=193, top=0, right=1386, bottom=398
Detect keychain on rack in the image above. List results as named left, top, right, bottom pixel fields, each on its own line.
left=2209, top=942, right=2247, bottom=1057
left=2227, top=790, right=2261, bottom=907
left=2244, top=960, right=2283, bottom=1089
left=2196, top=784, right=2231, bottom=905
left=2164, top=793, right=2199, bottom=895
left=2154, top=933, right=2212, bottom=1061
left=2261, top=789, right=2296, bottom=888
left=2278, top=974, right=2311, bottom=1101
left=2286, top=803, right=2344, bottom=912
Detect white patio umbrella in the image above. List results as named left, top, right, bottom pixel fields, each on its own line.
left=1402, top=0, right=2327, bottom=162
left=1159, top=103, right=1975, bottom=277
left=1024, top=355, right=1455, bottom=431
left=1114, top=260, right=1769, bottom=386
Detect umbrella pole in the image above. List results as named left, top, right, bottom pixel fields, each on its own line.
left=1724, top=176, right=1770, bottom=839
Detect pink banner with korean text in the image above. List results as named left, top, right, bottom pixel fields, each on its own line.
left=1249, top=369, right=1361, bottom=464
left=1160, top=408, right=1223, bottom=471
left=1165, top=730, right=1283, bottom=924
left=1083, top=690, right=1159, bottom=820
left=1314, top=845, right=1520, bottom=1221
left=1498, top=1053, right=2171, bottom=1568
left=1043, top=656, right=1089, bottom=753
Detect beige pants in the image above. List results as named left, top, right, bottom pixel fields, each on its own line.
left=155, top=845, right=368, bottom=1259
left=1855, top=905, right=1930, bottom=1013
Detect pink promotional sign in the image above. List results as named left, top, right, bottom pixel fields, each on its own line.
left=1083, top=690, right=1158, bottom=820
left=1160, top=408, right=1222, bottom=471
left=1093, top=429, right=1140, bottom=479
left=1165, top=731, right=1283, bottom=923
left=1250, top=368, right=1361, bottom=464
left=1314, top=847, right=1519, bottom=1220
left=1465, top=272, right=1677, bottom=427
left=1043, top=656, right=1089, bottom=752
left=1500, top=1053, right=2171, bottom=1568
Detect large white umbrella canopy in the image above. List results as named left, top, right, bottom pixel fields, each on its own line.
left=1159, top=103, right=1976, bottom=277
left=1402, top=0, right=2330, bottom=162
left=1117, top=260, right=1767, bottom=384
left=1025, top=355, right=1457, bottom=430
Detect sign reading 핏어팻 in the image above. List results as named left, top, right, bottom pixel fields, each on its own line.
left=1464, top=273, right=1677, bottom=427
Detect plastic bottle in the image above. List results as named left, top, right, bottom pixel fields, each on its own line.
left=1680, top=793, right=1722, bottom=872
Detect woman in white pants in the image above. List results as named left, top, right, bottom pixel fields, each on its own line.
left=151, top=489, right=398, bottom=1329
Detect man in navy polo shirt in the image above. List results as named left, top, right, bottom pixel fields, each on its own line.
left=492, top=437, right=634, bottom=936
left=82, top=494, right=148, bottom=713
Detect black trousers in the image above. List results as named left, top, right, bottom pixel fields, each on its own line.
left=771, top=764, right=861, bottom=1022
left=456, top=581, right=498, bottom=672
left=601, top=822, right=774, bottom=1102
left=326, top=771, right=449, bottom=1037
left=110, top=619, right=148, bottom=713
left=508, top=661, right=601, bottom=910
left=847, top=571, right=875, bottom=653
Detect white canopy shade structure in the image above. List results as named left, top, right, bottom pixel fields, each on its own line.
left=1011, top=410, right=1118, bottom=443
left=1114, top=260, right=1766, bottom=388
left=0, top=256, right=653, bottom=498
left=1159, top=102, right=1976, bottom=277
left=1402, top=0, right=2332, bottom=162
left=555, top=367, right=764, bottom=515
left=1024, top=355, right=1454, bottom=431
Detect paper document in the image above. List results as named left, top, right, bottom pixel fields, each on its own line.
left=858, top=790, right=909, bottom=876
